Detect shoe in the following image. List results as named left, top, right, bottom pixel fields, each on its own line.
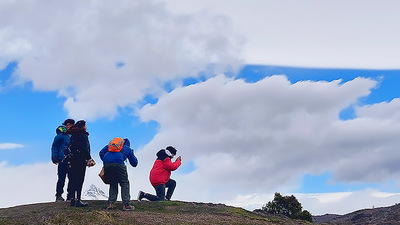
left=75, top=200, right=89, bottom=207
left=123, top=204, right=134, bottom=211
left=55, top=196, right=65, bottom=202
left=137, top=191, right=144, bottom=201
left=106, top=203, right=113, bottom=210
left=69, top=199, right=76, bottom=207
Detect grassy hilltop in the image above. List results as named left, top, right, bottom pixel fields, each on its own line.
left=0, top=200, right=310, bottom=225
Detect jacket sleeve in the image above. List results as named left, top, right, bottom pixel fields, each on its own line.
left=123, top=146, right=138, bottom=167
left=51, top=135, right=61, bottom=162
left=80, top=134, right=92, bottom=160
left=99, top=145, right=108, bottom=161
left=162, top=157, right=181, bottom=171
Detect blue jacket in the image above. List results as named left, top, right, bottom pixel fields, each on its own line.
left=51, top=126, right=70, bottom=163
left=99, top=139, right=138, bottom=167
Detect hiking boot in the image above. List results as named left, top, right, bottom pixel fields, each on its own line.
left=69, top=199, right=76, bottom=207
left=137, top=191, right=144, bottom=201
left=122, top=204, right=134, bottom=211
left=75, top=200, right=89, bottom=207
left=106, top=203, right=113, bottom=210
left=55, top=196, right=65, bottom=202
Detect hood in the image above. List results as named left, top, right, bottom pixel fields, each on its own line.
left=156, top=149, right=169, bottom=161
left=123, top=138, right=130, bottom=147
left=56, top=125, right=67, bottom=135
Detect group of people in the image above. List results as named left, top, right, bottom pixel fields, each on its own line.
left=51, top=119, right=182, bottom=211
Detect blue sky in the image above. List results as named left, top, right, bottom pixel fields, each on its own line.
left=1, top=0, right=400, bottom=216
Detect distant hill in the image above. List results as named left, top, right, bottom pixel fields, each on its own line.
left=313, top=203, right=400, bottom=224
left=0, top=200, right=310, bottom=225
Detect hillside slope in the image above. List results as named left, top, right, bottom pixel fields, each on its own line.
left=315, top=203, right=400, bottom=225
left=0, top=200, right=310, bottom=225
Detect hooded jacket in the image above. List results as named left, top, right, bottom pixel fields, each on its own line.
left=99, top=139, right=138, bottom=167
left=149, top=149, right=181, bottom=186
left=51, top=126, right=70, bottom=163
left=68, top=127, right=92, bottom=162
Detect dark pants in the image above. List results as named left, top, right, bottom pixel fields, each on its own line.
left=69, top=158, right=87, bottom=200
left=104, top=163, right=131, bottom=205
left=143, top=179, right=176, bottom=201
left=56, top=160, right=73, bottom=198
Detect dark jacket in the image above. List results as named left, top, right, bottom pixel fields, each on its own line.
left=68, top=128, right=92, bottom=162
left=51, top=126, right=70, bottom=163
left=99, top=139, right=138, bottom=167
left=149, top=150, right=181, bottom=186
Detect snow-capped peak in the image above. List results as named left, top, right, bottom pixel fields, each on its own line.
left=82, top=184, right=108, bottom=200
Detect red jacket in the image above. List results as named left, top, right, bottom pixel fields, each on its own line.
left=150, top=156, right=181, bottom=186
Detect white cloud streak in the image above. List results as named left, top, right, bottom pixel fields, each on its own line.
left=0, top=143, right=24, bottom=150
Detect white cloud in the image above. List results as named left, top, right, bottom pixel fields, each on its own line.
left=135, top=74, right=400, bottom=211
left=0, top=0, right=243, bottom=120
left=163, top=0, right=400, bottom=69
left=0, top=143, right=24, bottom=150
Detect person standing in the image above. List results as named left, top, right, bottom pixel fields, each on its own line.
left=68, top=120, right=95, bottom=207
left=51, top=118, right=75, bottom=202
left=137, top=146, right=181, bottom=201
left=99, top=138, right=138, bottom=211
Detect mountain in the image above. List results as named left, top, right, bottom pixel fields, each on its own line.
left=82, top=184, right=108, bottom=200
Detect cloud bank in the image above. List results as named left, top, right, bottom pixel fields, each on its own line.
left=0, top=0, right=243, bottom=120
left=164, top=0, right=400, bottom=69
left=135, top=74, right=400, bottom=213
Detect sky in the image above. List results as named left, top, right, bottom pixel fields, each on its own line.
left=0, top=0, right=400, bottom=216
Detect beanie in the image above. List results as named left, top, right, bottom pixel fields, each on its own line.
left=166, top=146, right=177, bottom=156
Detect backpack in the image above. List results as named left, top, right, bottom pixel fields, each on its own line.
left=108, top=137, right=125, bottom=152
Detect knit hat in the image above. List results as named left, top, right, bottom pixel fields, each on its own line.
left=165, top=146, right=177, bottom=156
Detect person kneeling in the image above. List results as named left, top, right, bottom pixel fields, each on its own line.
left=99, top=138, right=138, bottom=210
left=138, top=146, right=181, bottom=201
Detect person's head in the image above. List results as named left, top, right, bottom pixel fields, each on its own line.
left=165, top=146, right=177, bottom=157
left=74, top=120, right=87, bottom=131
left=63, top=119, right=75, bottom=130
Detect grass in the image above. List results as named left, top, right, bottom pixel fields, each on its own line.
left=0, top=200, right=309, bottom=225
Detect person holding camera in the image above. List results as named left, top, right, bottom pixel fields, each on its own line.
left=137, top=146, right=181, bottom=201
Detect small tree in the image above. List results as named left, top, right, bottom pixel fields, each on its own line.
left=262, top=192, right=313, bottom=222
